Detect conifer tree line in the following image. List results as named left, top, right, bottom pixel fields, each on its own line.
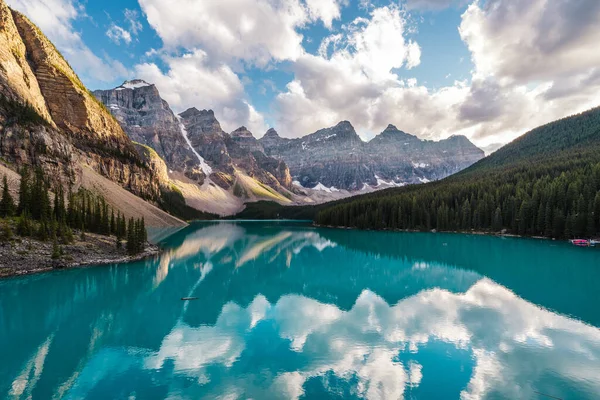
left=315, top=105, right=600, bottom=240
left=1, top=166, right=148, bottom=254
left=316, top=161, right=600, bottom=239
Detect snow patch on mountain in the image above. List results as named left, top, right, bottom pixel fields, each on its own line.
left=312, top=183, right=339, bottom=193
left=177, top=117, right=213, bottom=176
left=117, top=80, right=152, bottom=90
left=412, top=162, right=429, bottom=169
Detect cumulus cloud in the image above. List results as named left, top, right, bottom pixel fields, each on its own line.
left=6, top=0, right=128, bottom=84
left=305, top=0, right=347, bottom=29
left=106, top=9, right=144, bottom=46
left=274, top=0, right=600, bottom=148
left=133, top=0, right=350, bottom=136
left=135, top=50, right=267, bottom=134
left=274, top=5, right=430, bottom=138
left=460, top=0, right=600, bottom=84
left=138, top=0, right=345, bottom=67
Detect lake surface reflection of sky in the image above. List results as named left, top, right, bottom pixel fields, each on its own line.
left=1, top=221, right=600, bottom=399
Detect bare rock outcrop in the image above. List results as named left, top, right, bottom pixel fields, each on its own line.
left=260, top=122, right=485, bottom=190
left=0, top=1, right=54, bottom=124
left=10, top=9, right=132, bottom=155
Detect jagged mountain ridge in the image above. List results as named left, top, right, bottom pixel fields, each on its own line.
left=260, top=122, right=484, bottom=191
left=93, top=80, right=206, bottom=182
left=94, top=85, right=297, bottom=216
left=94, top=83, right=294, bottom=193
left=96, top=77, right=483, bottom=209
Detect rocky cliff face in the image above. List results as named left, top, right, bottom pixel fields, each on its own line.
left=260, top=122, right=484, bottom=190
left=178, top=108, right=232, bottom=172
left=94, top=82, right=294, bottom=199
left=0, top=1, right=163, bottom=204
left=93, top=80, right=205, bottom=182
left=178, top=108, right=293, bottom=192
left=10, top=10, right=134, bottom=156
left=0, top=1, right=54, bottom=124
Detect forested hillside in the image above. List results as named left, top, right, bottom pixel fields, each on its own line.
left=315, top=107, right=600, bottom=239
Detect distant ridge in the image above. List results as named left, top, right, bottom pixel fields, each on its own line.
left=313, top=105, right=600, bottom=240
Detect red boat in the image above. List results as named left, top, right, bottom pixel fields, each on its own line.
left=571, top=239, right=590, bottom=247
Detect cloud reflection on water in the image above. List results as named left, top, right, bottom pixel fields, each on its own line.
left=4, top=222, right=600, bottom=400
left=146, top=279, right=600, bottom=399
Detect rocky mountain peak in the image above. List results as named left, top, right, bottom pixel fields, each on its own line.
left=179, top=107, right=214, bottom=118
left=335, top=120, right=355, bottom=132
left=264, top=128, right=280, bottom=138
left=179, top=108, right=222, bottom=135
left=374, top=124, right=414, bottom=141
left=310, top=120, right=360, bottom=143
left=446, top=134, right=469, bottom=143
left=232, top=126, right=254, bottom=138
left=382, top=124, right=411, bottom=135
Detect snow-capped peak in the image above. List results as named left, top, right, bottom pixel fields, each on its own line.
left=116, top=79, right=152, bottom=90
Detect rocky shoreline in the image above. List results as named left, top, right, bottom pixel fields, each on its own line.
left=0, top=231, right=161, bottom=278
left=312, top=224, right=584, bottom=243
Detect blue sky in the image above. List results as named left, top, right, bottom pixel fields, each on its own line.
left=72, top=0, right=472, bottom=123
left=7, top=0, right=600, bottom=151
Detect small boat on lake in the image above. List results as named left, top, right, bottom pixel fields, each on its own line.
left=571, top=239, right=591, bottom=247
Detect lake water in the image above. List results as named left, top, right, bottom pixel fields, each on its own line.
left=1, top=221, right=600, bottom=400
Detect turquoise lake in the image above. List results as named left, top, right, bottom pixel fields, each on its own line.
left=1, top=221, right=600, bottom=399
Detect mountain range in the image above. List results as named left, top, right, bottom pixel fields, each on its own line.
left=0, top=0, right=483, bottom=221
left=260, top=121, right=483, bottom=190
left=313, top=106, right=600, bottom=240
left=93, top=79, right=483, bottom=215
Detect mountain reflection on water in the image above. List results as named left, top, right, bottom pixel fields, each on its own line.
left=1, top=221, right=600, bottom=400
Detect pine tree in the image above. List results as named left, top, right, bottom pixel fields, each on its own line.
left=110, top=209, right=115, bottom=235
left=16, top=212, right=32, bottom=236
left=137, top=217, right=147, bottom=249
left=492, top=207, right=503, bottom=232
left=586, top=202, right=596, bottom=238
left=17, top=166, right=30, bottom=215
left=115, top=211, right=123, bottom=248
left=51, top=238, right=61, bottom=259
left=0, top=175, right=15, bottom=217
left=126, top=217, right=136, bottom=254
left=80, top=220, right=86, bottom=241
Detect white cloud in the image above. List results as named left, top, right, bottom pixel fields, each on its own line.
left=460, top=0, right=600, bottom=84
left=106, top=23, right=132, bottom=45
left=133, top=0, right=349, bottom=135
left=275, top=5, right=430, bottom=138
left=305, top=0, right=347, bottom=29
left=273, top=0, right=600, bottom=148
left=138, top=0, right=345, bottom=67
left=105, top=8, right=143, bottom=46
left=404, top=0, right=459, bottom=11
left=135, top=49, right=267, bottom=134
left=124, top=8, right=143, bottom=35
left=140, top=280, right=600, bottom=400
left=6, top=0, right=128, bottom=84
